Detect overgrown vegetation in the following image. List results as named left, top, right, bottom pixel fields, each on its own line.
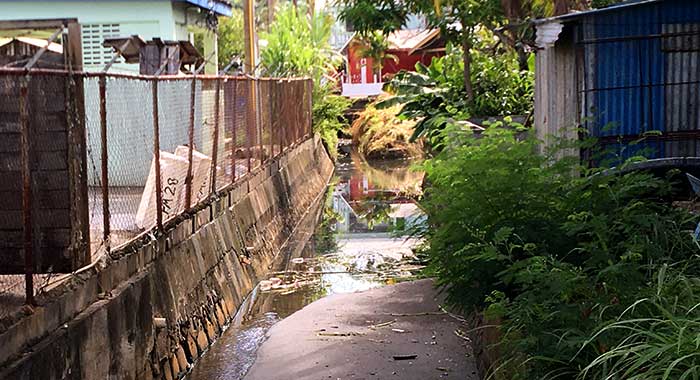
left=356, top=31, right=398, bottom=77
left=418, top=122, right=700, bottom=379
left=350, top=99, right=422, bottom=160
left=315, top=183, right=341, bottom=254
left=379, top=37, right=533, bottom=145
left=217, top=10, right=245, bottom=70
left=338, top=0, right=592, bottom=102
left=259, top=4, right=351, bottom=158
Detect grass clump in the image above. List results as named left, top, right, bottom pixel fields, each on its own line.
left=350, top=99, right=423, bottom=160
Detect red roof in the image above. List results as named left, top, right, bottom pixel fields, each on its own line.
left=386, top=29, right=441, bottom=52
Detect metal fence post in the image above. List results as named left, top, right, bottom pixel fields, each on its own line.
left=19, top=75, right=34, bottom=306
left=284, top=80, right=294, bottom=148
left=231, top=79, right=238, bottom=183
left=287, top=79, right=296, bottom=147
left=295, top=81, right=301, bottom=144
left=297, top=81, right=302, bottom=143
left=210, top=78, right=221, bottom=194
left=99, top=74, right=110, bottom=252
left=283, top=80, right=289, bottom=150
left=307, top=79, right=313, bottom=138
left=152, top=79, right=163, bottom=231
left=280, top=80, right=285, bottom=152
left=246, top=79, right=253, bottom=173
left=256, top=79, right=263, bottom=165
left=269, top=80, right=275, bottom=157
left=185, top=77, right=196, bottom=210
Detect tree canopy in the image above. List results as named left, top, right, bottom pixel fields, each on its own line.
left=336, top=0, right=614, bottom=100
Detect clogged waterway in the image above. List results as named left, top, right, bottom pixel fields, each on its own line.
left=186, top=141, right=424, bottom=380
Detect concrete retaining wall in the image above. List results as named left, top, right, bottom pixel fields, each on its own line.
left=0, top=135, right=334, bottom=380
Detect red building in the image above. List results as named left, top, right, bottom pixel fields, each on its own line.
left=341, top=29, right=445, bottom=97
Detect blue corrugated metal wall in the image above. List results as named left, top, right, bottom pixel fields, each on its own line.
left=583, top=0, right=700, bottom=159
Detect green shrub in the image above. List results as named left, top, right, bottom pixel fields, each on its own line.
left=419, top=123, right=700, bottom=378
left=379, top=39, right=533, bottom=148
left=313, top=85, right=352, bottom=159
left=470, top=48, right=533, bottom=117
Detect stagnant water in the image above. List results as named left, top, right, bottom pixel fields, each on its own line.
left=186, top=141, right=425, bottom=380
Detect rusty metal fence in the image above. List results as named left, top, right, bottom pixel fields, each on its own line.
left=87, top=75, right=313, bottom=252
left=0, top=69, right=313, bottom=316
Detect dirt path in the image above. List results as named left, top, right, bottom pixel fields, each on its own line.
left=244, top=279, right=478, bottom=380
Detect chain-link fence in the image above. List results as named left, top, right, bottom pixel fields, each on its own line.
left=0, top=69, right=313, bottom=317
left=87, top=74, right=312, bottom=252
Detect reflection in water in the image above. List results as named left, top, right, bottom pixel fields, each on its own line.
left=333, top=144, right=426, bottom=234
left=186, top=141, right=425, bottom=380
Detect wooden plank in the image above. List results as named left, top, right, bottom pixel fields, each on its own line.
left=0, top=229, right=22, bottom=248
left=37, top=151, right=68, bottom=170
left=34, top=113, right=67, bottom=132
left=0, top=211, right=22, bottom=229
left=0, top=210, right=70, bottom=229
left=35, top=171, right=69, bottom=190
left=39, top=228, right=72, bottom=247
left=37, top=209, right=72, bottom=228
left=38, top=190, right=71, bottom=210
left=0, top=191, right=21, bottom=210
left=0, top=190, right=70, bottom=210
left=0, top=120, right=21, bottom=133
left=0, top=69, right=86, bottom=274
left=0, top=99, right=20, bottom=112
left=0, top=228, right=70, bottom=247
left=0, top=134, right=20, bottom=152
left=0, top=18, right=77, bottom=31
left=0, top=152, right=21, bottom=171
left=0, top=81, right=19, bottom=97
left=65, top=21, right=83, bottom=71
left=34, top=131, right=69, bottom=152
left=0, top=171, right=20, bottom=191
left=0, top=249, right=23, bottom=273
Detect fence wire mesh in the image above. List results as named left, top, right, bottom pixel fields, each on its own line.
left=0, top=69, right=313, bottom=314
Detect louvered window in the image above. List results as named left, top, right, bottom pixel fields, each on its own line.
left=82, top=23, right=122, bottom=66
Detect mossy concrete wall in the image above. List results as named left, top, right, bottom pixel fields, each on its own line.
left=0, top=135, right=333, bottom=380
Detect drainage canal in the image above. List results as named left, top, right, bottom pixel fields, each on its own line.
left=186, top=141, right=425, bottom=380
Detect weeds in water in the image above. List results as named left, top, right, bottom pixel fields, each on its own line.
left=314, top=181, right=341, bottom=254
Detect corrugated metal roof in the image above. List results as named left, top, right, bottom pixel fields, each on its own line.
left=0, top=37, right=63, bottom=53
left=533, top=0, right=662, bottom=25
left=0, top=0, right=233, bottom=17
left=178, top=0, right=232, bottom=16
left=386, top=29, right=440, bottom=51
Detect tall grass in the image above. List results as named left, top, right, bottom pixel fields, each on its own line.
left=579, top=265, right=700, bottom=380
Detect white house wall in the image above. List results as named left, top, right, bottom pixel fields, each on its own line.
left=1, top=1, right=176, bottom=73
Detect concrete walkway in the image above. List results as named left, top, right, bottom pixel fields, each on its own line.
left=244, top=279, right=478, bottom=380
